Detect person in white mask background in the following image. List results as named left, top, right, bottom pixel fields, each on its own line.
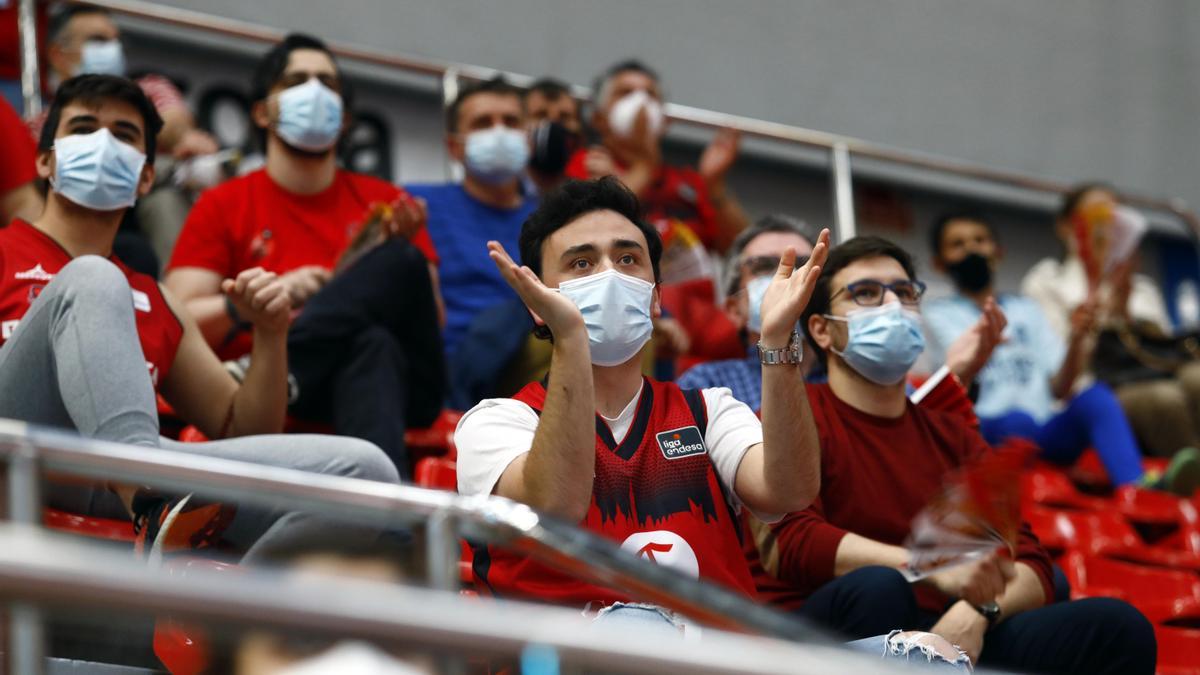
left=35, top=4, right=221, bottom=272
left=166, top=34, right=445, bottom=477
left=0, top=74, right=402, bottom=572
left=406, top=77, right=539, bottom=364
left=39, top=5, right=218, bottom=163
left=565, top=60, right=750, bottom=255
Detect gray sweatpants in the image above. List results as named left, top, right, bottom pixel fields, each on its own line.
left=0, top=255, right=400, bottom=560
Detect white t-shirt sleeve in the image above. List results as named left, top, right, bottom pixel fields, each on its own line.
left=700, top=387, right=781, bottom=523
left=453, top=398, right=541, bottom=496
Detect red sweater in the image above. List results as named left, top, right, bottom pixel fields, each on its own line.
left=754, top=383, right=1053, bottom=613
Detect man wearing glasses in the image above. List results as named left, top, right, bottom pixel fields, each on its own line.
left=748, top=236, right=1154, bottom=674
left=679, top=216, right=998, bottom=406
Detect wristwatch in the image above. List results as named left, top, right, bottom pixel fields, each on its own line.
left=758, top=330, right=803, bottom=366
left=973, top=601, right=1001, bottom=628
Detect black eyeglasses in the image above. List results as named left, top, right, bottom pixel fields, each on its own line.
left=832, top=279, right=927, bottom=307
left=740, top=254, right=810, bottom=278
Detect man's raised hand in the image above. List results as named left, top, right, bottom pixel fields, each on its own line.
left=487, top=241, right=586, bottom=339
left=758, top=228, right=831, bottom=348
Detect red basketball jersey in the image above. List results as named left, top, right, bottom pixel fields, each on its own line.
left=0, top=220, right=183, bottom=389
left=471, top=378, right=758, bottom=607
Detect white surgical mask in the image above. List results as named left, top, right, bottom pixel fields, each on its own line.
left=78, top=39, right=125, bottom=76
left=275, top=78, right=343, bottom=152
left=824, top=301, right=925, bottom=385
left=464, top=126, right=529, bottom=184
left=557, top=269, right=654, bottom=367
left=608, top=90, right=664, bottom=139
left=51, top=127, right=146, bottom=211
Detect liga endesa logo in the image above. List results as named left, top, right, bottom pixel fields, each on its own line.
left=655, top=426, right=706, bottom=460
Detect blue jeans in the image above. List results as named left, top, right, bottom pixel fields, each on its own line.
left=594, top=603, right=969, bottom=670
left=980, top=384, right=1144, bottom=486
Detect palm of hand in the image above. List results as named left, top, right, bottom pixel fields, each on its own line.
left=699, top=130, right=739, bottom=181
left=758, top=231, right=831, bottom=344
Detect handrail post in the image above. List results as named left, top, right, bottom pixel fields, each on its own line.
left=17, top=0, right=41, bottom=118
left=830, top=142, right=856, bottom=243
left=426, top=509, right=459, bottom=593
left=7, top=440, right=45, bottom=675
left=441, top=67, right=460, bottom=181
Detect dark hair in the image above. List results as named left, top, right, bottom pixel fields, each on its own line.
left=1058, top=181, right=1116, bottom=221
left=201, top=531, right=422, bottom=675
left=590, top=59, right=660, bottom=107
left=724, top=213, right=819, bottom=297
left=251, top=33, right=347, bottom=105
left=928, top=211, right=994, bottom=258
left=39, top=74, right=164, bottom=163
left=525, top=77, right=572, bottom=102
left=519, top=177, right=662, bottom=339
left=250, top=33, right=351, bottom=152
left=444, top=75, right=522, bottom=133
left=800, top=236, right=918, bottom=354
left=48, top=4, right=110, bottom=45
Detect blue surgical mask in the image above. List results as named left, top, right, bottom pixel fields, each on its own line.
left=557, top=269, right=654, bottom=367
left=275, top=78, right=343, bottom=152
left=745, top=275, right=772, bottom=334
left=824, top=301, right=925, bottom=385
left=464, top=126, right=529, bottom=184
left=78, top=40, right=125, bottom=76
left=51, top=127, right=146, bottom=211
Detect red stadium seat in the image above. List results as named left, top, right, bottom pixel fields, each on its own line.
left=415, top=457, right=458, bottom=492
left=1023, top=466, right=1105, bottom=511
left=1114, top=485, right=1187, bottom=530
left=153, top=559, right=235, bottom=675
left=406, top=409, right=464, bottom=459
left=1155, top=626, right=1200, bottom=675
left=43, top=508, right=135, bottom=542
left=1062, top=552, right=1200, bottom=625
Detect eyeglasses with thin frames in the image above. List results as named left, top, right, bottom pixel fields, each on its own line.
left=831, top=279, right=927, bottom=307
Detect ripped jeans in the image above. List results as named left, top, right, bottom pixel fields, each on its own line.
left=847, top=630, right=971, bottom=671
left=593, top=604, right=970, bottom=671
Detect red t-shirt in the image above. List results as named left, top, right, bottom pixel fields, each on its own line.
left=0, top=95, right=35, bottom=193
left=565, top=149, right=721, bottom=251
left=471, top=378, right=758, bottom=608
left=754, top=383, right=1053, bottom=614
left=0, top=220, right=183, bottom=389
left=167, top=168, right=438, bottom=360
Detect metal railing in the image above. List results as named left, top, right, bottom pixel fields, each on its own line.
left=0, top=419, right=828, bottom=673
left=0, top=525, right=894, bottom=675
left=16, top=0, right=1199, bottom=241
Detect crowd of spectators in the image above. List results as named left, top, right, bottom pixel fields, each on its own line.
left=3, top=6, right=1196, bottom=672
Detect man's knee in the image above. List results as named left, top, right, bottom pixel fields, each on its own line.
left=53, top=255, right=133, bottom=309
left=1071, top=384, right=1123, bottom=418
left=1061, top=598, right=1156, bottom=668
left=321, top=435, right=401, bottom=484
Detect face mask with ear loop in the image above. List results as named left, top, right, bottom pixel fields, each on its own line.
left=823, top=301, right=926, bottom=385
left=274, top=78, right=344, bottom=152
left=556, top=269, right=655, bottom=366
left=51, top=127, right=146, bottom=211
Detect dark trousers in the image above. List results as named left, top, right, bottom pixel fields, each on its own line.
left=798, top=566, right=1156, bottom=675
left=287, top=239, right=445, bottom=479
